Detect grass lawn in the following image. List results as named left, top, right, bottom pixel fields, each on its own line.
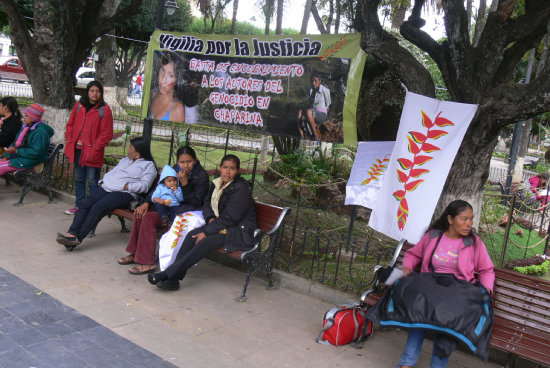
left=480, top=223, right=548, bottom=267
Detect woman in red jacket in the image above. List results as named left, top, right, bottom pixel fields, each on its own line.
left=64, top=80, right=114, bottom=215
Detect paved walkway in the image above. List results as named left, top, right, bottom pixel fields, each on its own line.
left=0, top=184, right=500, bottom=368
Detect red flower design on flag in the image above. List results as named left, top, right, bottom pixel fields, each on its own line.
left=361, top=154, right=391, bottom=185
left=392, top=111, right=453, bottom=230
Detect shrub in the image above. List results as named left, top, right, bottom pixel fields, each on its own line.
left=504, top=255, right=545, bottom=269
left=514, top=260, right=549, bottom=276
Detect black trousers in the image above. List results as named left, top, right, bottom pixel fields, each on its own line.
left=69, top=187, right=134, bottom=241
left=164, top=226, right=225, bottom=280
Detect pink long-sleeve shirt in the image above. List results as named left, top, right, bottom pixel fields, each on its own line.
left=402, top=230, right=495, bottom=292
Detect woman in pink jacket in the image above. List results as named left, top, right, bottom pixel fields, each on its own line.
left=64, top=81, right=113, bottom=215
left=398, top=199, right=495, bottom=368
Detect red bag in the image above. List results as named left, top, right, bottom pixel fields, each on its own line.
left=316, top=303, right=373, bottom=347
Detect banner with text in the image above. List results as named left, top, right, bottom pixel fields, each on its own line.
left=142, top=30, right=366, bottom=144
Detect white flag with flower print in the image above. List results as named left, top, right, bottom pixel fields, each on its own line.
left=368, top=91, right=477, bottom=243
left=345, top=141, right=395, bottom=209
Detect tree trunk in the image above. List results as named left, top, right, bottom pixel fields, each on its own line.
left=0, top=0, right=143, bottom=143
left=275, top=0, right=284, bottom=35
left=301, top=0, right=313, bottom=34
left=357, top=0, right=550, bottom=222
left=97, top=0, right=124, bottom=116
left=472, top=0, right=487, bottom=47
left=334, top=0, right=341, bottom=33
left=466, top=0, right=473, bottom=32
left=264, top=0, right=275, bottom=35
left=231, top=0, right=238, bottom=34
left=311, top=1, right=327, bottom=34
left=97, top=32, right=125, bottom=116
left=391, top=1, right=408, bottom=29
left=535, top=21, right=550, bottom=80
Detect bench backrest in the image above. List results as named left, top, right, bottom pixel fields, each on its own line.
left=254, top=201, right=290, bottom=234
left=42, top=143, right=63, bottom=172
left=493, top=268, right=550, bottom=334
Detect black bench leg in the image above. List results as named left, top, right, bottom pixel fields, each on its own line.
left=117, top=216, right=130, bottom=233
left=47, top=187, right=56, bottom=203
left=504, top=354, right=515, bottom=368
left=13, top=184, right=31, bottom=206
left=266, top=269, right=275, bottom=290
left=236, top=270, right=253, bottom=303
left=4, top=175, right=12, bottom=186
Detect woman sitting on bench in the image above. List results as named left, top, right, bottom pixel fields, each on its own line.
left=147, top=154, right=257, bottom=291
left=0, top=103, right=53, bottom=176
left=118, top=145, right=209, bottom=275
left=397, top=200, right=494, bottom=368
left=56, top=137, right=157, bottom=250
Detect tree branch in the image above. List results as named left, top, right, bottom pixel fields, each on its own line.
left=505, top=2, right=550, bottom=43
left=311, top=0, right=327, bottom=34
left=482, top=78, right=550, bottom=131
left=86, top=0, right=144, bottom=46
left=0, top=0, right=36, bottom=75
left=357, top=0, right=435, bottom=96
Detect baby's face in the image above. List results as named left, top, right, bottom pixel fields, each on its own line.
left=164, top=176, right=177, bottom=188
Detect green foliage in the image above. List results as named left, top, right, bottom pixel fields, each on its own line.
left=270, top=146, right=352, bottom=186
left=0, top=0, right=33, bottom=32
left=188, top=17, right=299, bottom=35
left=115, top=0, right=193, bottom=84
left=116, top=0, right=193, bottom=38
left=188, top=18, right=264, bottom=35
left=514, top=260, right=550, bottom=276
left=535, top=162, right=550, bottom=174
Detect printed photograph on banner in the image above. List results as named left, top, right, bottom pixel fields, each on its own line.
left=142, top=32, right=367, bottom=144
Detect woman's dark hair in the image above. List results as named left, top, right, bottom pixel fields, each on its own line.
left=155, top=51, right=187, bottom=95
left=430, top=200, right=473, bottom=231
left=80, top=80, right=105, bottom=107
left=130, top=137, right=155, bottom=164
left=220, top=154, right=240, bottom=169
left=429, top=200, right=475, bottom=243
left=176, top=144, right=197, bottom=161
left=0, top=96, right=21, bottom=119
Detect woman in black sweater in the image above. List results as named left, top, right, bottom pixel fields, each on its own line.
left=0, top=97, right=22, bottom=153
left=148, top=154, right=257, bottom=291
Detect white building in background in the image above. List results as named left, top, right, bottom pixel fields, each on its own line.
left=0, top=34, right=14, bottom=57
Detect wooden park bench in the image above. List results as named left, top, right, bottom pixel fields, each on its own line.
left=3, top=143, right=63, bottom=206
left=360, top=240, right=550, bottom=368
left=108, top=201, right=291, bottom=302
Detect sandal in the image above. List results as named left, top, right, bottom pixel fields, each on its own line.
left=118, top=254, right=135, bottom=265
left=128, top=264, right=155, bottom=275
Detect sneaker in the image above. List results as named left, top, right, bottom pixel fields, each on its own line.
left=65, top=207, right=78, bottom=215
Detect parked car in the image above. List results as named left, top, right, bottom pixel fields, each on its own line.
left=75, top=67, right=95, bottom=88
left=0, top=56, right=29, bottom=83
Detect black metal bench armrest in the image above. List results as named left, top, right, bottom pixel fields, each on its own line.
left=264, top=206, right=291, bottom=236
left=360, top=238, right=407, bottom=306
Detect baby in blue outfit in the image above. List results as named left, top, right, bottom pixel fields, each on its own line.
left=152, top=165, right=184, bottom=227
